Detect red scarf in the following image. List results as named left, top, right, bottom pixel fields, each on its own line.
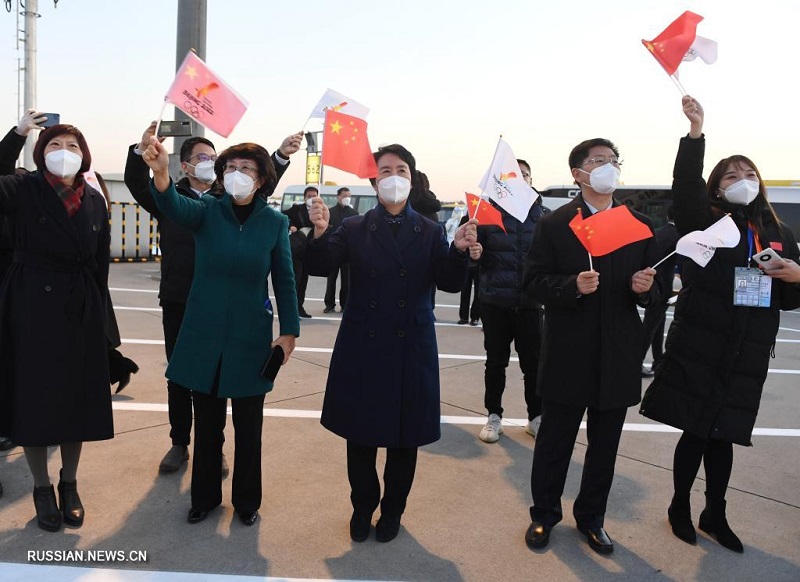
left=45, top=171, right=85, bottom=217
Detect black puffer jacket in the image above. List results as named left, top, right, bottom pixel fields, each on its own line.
left=641, top=136, right=800, bottom=445
left=477, top=200, right=543, bottom=308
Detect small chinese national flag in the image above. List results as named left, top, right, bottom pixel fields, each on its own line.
left=322, top=110, right=378, bottom=179
left=642, top=11, right=716, bottom=76
left=569, top=206, right=653, bottom=256
left=466, top=192, right=506, bottom=233
left=164, top=51, right=248, bottom=138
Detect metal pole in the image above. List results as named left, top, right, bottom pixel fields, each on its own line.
left=174, top=0, right=207, bottom=155
left=22, top=0, right=39, bottom=169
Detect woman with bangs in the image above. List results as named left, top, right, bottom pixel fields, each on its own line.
left=0, top=123, right=113, bottom=532
left=641, top=96, right=800, bottom=553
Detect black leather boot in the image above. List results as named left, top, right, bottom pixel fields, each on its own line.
left=33, top=485, right=61, bottom=532
left=698, top=496, right=743, bottom=553
left=57, top=470, right=85, bottom=528
left=667, top=495, right=696, bottom=544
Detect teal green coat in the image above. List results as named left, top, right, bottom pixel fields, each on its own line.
left=152, top=181, right=300, bottom=398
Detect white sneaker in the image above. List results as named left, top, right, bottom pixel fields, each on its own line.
left=526, top=415, right=542, bottom=438
left=479, top=413, right=503, bottom=443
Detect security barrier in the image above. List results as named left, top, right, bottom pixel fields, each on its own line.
left=108, top=202, right=160, bottom=262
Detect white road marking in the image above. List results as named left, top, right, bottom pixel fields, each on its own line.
left=118, top=339, right=800, bottom=366
left=108, top=402, right=800, bottom=436
left=0, top=563, right=367, bottom=582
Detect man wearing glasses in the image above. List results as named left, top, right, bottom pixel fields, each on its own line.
left=521, top=138, right=660, bottom=555
left=124, top=123, right=301, bottom=473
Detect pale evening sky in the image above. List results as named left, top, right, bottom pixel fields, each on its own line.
left=1, top=0, right=797, bottom=200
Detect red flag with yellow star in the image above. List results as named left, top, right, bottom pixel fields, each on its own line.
left=466, top=193, right=506, bottom=233
left=569, top=205, right=652, bottom=256
left=322, top=109, right=378, bottom=179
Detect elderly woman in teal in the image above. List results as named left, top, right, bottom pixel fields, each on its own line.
left=142, top=136, right=299, bottom=526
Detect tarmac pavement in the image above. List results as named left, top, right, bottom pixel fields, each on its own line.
left=0, top=263, right=798, bottom=581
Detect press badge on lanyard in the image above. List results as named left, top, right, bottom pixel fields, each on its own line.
left=733, top=227, right=771, bottom=308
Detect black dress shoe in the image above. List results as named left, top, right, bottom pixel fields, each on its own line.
left=525, top=521, right=552, bottom=549
left=375, top=514, right=401, bottom=543
left=470, top=319, right=479, bottom=326
left=457, top=319, right=468, bottom=325
left=57, top=471, right=84, bottom=528
left=33, top=485, right=61, bottom=532
left=0, top=436, right=15, bottom=451
left=238, top=511, right=259, bottom=526
left=578, top=524, right=614, bottom=554
left=299, top=309, right=312, bottom=319
left=641, top=365, right=655, bottom=378
left=350, top=512, right=372, bottom=542
left=187, top=508, right=209, bottom=524
left=323, top=306, right=336, bottom=314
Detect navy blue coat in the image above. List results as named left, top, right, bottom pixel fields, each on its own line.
left=306, top=203, right=468, bottom=447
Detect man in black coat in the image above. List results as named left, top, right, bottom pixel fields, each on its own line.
left=323, top=187, right=357, bottom=313
left=283, top=185, right=318, bottom=318
left=641, top=207, right=680, bottom=375
left=125, top=123, right=299, bottom=471
left=521, top=138, right=660, bottom=555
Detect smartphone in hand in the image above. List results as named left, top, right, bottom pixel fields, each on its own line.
left=38, top=113, right=61, bottom=128
left=261, top=345, right=285, bottom=381
left=752, top=247, right=783, bottom=269
left=157, top=120, right=193, bottom=137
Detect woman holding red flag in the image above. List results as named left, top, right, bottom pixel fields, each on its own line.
left=641, top=96, right=800, bottom=553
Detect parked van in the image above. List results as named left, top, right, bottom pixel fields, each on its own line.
left=280, top=184, right=378, bottom=214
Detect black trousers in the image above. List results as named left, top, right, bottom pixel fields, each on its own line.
left=324, top=263, right=350, bottom=310
left=459, top=267, right=480, bottom=322
left=161, top=300, right=192, bottom=447
left=346, top=441, right=418, bottom=517
left=642, top=300, right=669, bottom=364
left=293, top=259, right=309, bottom=309
left=530, top=399, right=628, bottom=528
left=481, top=303, right=542, bottom=420
left=191, top=390, right=265, bottom=513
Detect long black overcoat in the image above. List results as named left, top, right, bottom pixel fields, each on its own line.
left=0, top=172, right=112, bottom=445
left=522, top=196, right=661, bottom=410
left=641, top=137, right=800, bottom=445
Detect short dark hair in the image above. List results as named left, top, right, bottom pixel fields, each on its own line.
left=568, top=138, right=619, bottom=170
left=370, top=144, right=420, bottom=191
left=304, top=186, right=319, bottom=196
left=517, top=158, right=531, bottom=174
left=337, top=187, right=350, bottom=196
left=33, top=124, right=92, bottom=174
left=214, top=143, right=277, bottom=196
left=374, top=143, right=416, bottom=175
left=179, top=137, right=216, bottom=162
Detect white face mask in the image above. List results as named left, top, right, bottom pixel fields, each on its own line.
left=190, top=160, right=216, bottom=184
left=340, top=196, right=352, bottom=207
left=722, top=179, right=759, bottom=206
left=224, top=171, right=255, bottom=201
left=580, top=163, right=620, bottom=194
left=377, top=175, right=411, bottom=205
left=45, top=149, right=82, bottom=178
